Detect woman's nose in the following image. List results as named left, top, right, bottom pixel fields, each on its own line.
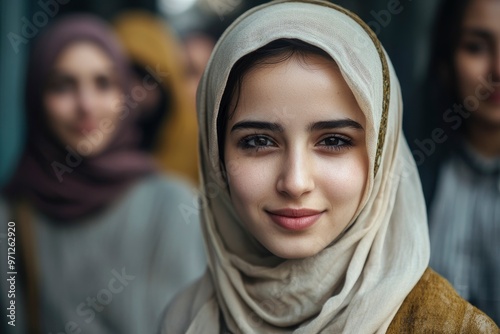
left=492, top=44, right=500, bottom=81
left=276, top=149, right=315, bottom=199
left=76, top=85, right=99, bottom=117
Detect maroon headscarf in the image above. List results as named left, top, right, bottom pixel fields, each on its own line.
left=4, top=14, right=155, bottom=221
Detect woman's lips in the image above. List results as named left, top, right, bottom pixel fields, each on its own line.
left=487, top=90, right=500, bottom=104
left=70, top=121, right=98, bottom=134
left=265, top=208, right=324, bottom=231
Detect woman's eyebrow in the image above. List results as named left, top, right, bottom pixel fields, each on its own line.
left=46, top=71, right=75, bottom=84
left=47, top=69, right=70, bottom=78
left=308, top=119, right=364, bottom=131
left=230, top=121, right=284, bottom=133
left=49, top=65, right=116, bottom=76
left=230, top=119, right=364, bottom=133
left=462, top=28, right=495, bottom=41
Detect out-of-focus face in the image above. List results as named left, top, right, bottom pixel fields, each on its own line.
left=44, top=41, right=123, bottom=156
left=455, top=0, right=500, bottom=125
left=184, top=35, right=215, bottom=101
left=224, top=54, right=368, bottom=259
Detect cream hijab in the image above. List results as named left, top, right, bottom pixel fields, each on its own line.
left=163, top=0, right=430, bottom=333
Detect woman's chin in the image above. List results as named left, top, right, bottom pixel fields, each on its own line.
left=265, top=240, right=327, bottom=260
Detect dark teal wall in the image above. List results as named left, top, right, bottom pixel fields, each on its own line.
left=0, top=0, right=27, bottom=187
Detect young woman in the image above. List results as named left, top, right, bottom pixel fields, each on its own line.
left=419, top=0, right=500, bottom=324
left=0, top=15, right=205, bottom=334
left=161, top=0, right=499, bottom=333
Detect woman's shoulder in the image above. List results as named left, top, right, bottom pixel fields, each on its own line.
left=387, top=267, right=499, bottom=333
left=138, top=173, right=196, bottom=198
left=127, top=174, right=197, bottom=212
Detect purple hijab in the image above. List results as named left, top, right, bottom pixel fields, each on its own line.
left=4, top=14, right=155, bottom=221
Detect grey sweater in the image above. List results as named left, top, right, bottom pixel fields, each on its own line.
left=0, top=174, right=206, bottom=334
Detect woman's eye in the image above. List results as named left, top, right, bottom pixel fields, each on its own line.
left=462, top=41, right=489, bottom=55
left=95, top=76, right=114, bottom=91
left=317, top=136, right=352, bottom=151
left=52, top=83, right=70, bottom=93
left=47, top=80, right=73, bottom=94
left=238, top=135, right=276, bottom=150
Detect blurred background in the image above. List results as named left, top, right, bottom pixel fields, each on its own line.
left=0, top=0, right=438, bottom=186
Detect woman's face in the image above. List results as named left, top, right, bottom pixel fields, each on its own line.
left=224, top=54, right=368, bottom=259
left=44, top=41, right=123, bottom=156
left=455, top=0, right=500, bottom=125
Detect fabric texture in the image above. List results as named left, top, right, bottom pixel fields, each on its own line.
left=387, top=268, right=499, bottom=333
left=163, top=0, right=430, bottom=333
left=3, top=14, right=155, bottom=221
left=429, top=141, right=500, bottom=324
left=114, top=11, right=200, bottom=185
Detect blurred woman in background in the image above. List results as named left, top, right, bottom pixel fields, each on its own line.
left=419, top=0, right=500, bottom=324
left=0, top=15, right=205, bottom=334
left=114, top=11, right=200, bottom=185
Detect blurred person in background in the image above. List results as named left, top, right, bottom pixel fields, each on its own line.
left=182, top=32, right=216, bottom=103
left=0, top=14, right=205, bottom=333
left=114, top=11, right=200, bottom=185
left=419, top=0, right=500, bottom=324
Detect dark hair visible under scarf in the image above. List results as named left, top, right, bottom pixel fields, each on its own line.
left=217, top=38, right=332, bottom=165
left=3, top=14, right=155, bottom=222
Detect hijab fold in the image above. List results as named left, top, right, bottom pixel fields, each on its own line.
left=165, top=1, right=430, bottom=332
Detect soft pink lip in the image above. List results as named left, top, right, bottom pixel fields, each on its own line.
left=487, top=90, right=500, bottom=104
left=70, top=121, right=97, bottom=134
left=265, top=208, right=325, bottom=231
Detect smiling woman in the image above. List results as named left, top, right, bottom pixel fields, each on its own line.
left=161, top=0, right=499, bottom=333
left=220, top=42, right=368, bottom=259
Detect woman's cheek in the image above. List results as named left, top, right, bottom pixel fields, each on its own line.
left=44, top=95, right=78, bottom=144
left=45, top=94, right=77, bottom=122
left=102, top=91, right=123, bottom=121
left=320, top=157, right=366, bottom=206
left=229, top=157, right=277, bottom=205
left=455, top=52, right=489, bottom=98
